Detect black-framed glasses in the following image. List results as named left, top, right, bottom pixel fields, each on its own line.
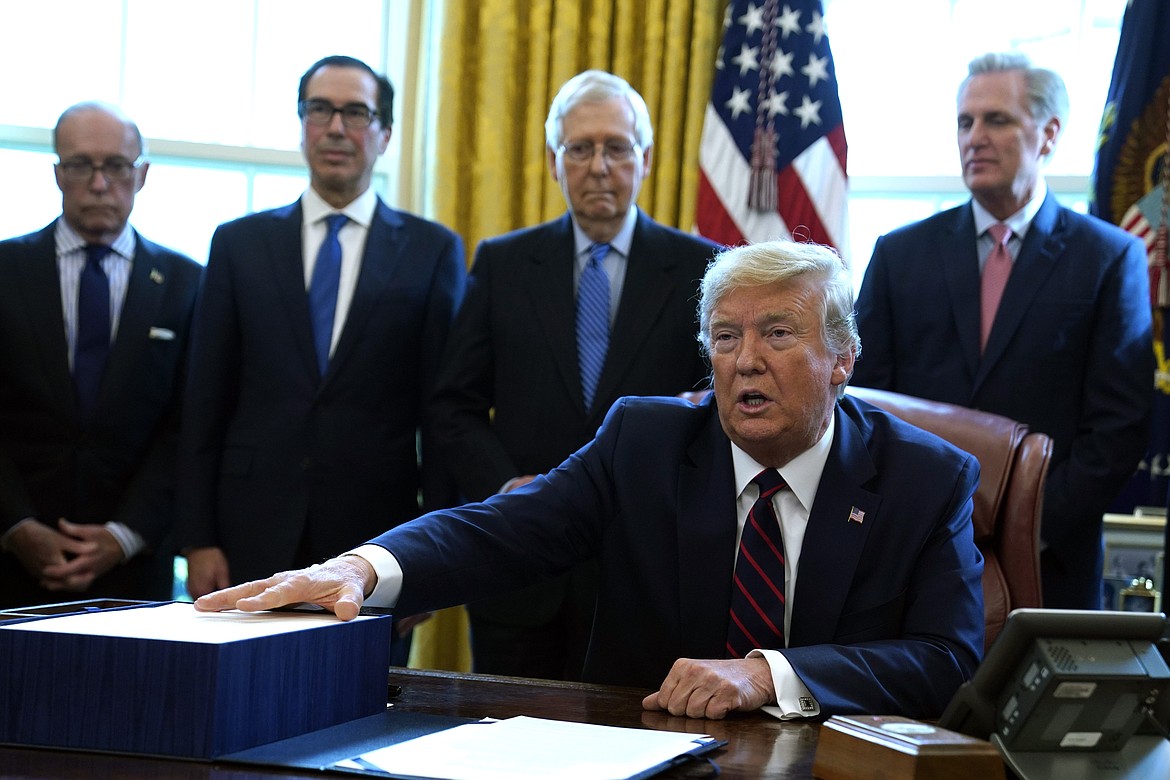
left=558, top=140, right=640, bottom=165
left=57, top=156, right=144, bottom=183
left=298, top=99, right=379, bottom=129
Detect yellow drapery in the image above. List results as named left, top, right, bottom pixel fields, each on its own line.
left=409, top=0, right=724, bottom=673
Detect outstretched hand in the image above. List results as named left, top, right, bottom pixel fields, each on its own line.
left=193, top=554, right=377, bottom=621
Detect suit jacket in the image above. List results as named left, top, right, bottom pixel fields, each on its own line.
left=177, top=198, right=465, bottom=584
left=377, top=394, right=985, bottom=719
left=428, top=211, right=720, bottom=626
left=0, top=221, right=202, bottom=607
left=854, top=193, right=1153, bottom=608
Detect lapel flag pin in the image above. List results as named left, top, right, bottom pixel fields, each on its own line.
left=848, top=506, right=865, bottom=524
left=150, top=268, right=164, bottom=284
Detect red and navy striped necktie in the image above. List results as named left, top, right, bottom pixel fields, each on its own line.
left=727, top=468, right=788, bottom=658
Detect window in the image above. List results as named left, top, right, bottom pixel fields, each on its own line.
left=0, top=0, right=412, bottom=263
left=824, top=0, right=1124, bottom=285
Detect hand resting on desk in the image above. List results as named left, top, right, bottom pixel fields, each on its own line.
left=196, top=555, right=779, bottom=720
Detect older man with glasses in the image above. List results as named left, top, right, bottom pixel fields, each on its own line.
left=428, top=70, right=722, bottom=681
left=0, top=102, right=202, bottom=607
left=176, top=55, right=465, bottom=666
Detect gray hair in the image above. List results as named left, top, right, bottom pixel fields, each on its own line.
left=961, top=52, right=1069, bottom=129
left=544, top=70, right=653, bottom=150
left=53, top=101, right=148, bottom=159
left=697, top=241, right=860, bottom=396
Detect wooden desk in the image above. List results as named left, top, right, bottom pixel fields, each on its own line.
left=0, top=667, right=820, bottom=779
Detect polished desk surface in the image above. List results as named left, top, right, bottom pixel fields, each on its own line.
left=0, top=667, right=820, bottom=779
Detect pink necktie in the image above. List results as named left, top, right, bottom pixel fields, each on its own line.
left=980, top=223, right=1012, bottom=351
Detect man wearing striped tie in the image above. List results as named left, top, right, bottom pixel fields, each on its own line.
left=429, top=70, right=721, bottom=681
left=201, top=239, right=984, bottom=722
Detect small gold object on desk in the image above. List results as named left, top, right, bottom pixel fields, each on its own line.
left=813, top=714, right=1004, bottom=779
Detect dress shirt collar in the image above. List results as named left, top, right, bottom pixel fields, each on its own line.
left=971, top=179, right=1047, bottom=241
left=54, top=218, right=136, bottom=261
left=571, top=205, right=638, bottom=259
left=729, top=409, right=835, bottom=513
left=302, top=185, right=378, bottom=229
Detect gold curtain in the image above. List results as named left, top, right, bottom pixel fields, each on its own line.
left=409, top=0, right=724, bottom=673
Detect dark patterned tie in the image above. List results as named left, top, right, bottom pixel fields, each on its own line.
left=727, top=468, right=788, bottom=658
left=75, top=244, right=112, bottom=421
left=309, top=213, right=348, bottom=375
left=576, top=242, right=611, bottom=412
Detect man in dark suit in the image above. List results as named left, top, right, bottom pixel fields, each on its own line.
left=0, top=102, right=201, bottom=607
left=429, top=70, right=720, bottom=680
left=854, top=52, right=1152, bottom=610
left=177, top=56, right=465, bottom=661
left=197, top=239, right=984, bottom=722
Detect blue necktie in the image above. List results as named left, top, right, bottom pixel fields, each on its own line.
left=75, top=244, right=112, bottom=421
left=727, top=469, right=788, bottom=658
left=576, top=242, right=611, bottom=412
left=309, top=213, right=347, bottom=376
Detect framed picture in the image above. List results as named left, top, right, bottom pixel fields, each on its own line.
left=1103, top=540, right=1163, bottom=611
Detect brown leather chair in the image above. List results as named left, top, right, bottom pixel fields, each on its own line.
left=845, top=386, right=1051, bottom=651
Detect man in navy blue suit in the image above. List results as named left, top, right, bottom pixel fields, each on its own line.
left=854, top=52, right=1153, bottom=611
left=177, top=56, right=465, bottom=661
left=0, top=103, right=201, bottom=607
left=429, top=70, right=720, bottom=681
left=198, top=240, right=984, bottom=721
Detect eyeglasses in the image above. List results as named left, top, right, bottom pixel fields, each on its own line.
left=299, top=99, right=379, bottom=129
left=58, top=157, right=144, bottom=183
left=558, top=140, right=640, bottom=165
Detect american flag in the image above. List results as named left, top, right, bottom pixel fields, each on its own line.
left=695, top=0, right=848, bottom=251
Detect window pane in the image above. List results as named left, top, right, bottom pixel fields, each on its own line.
left=130, top=163, right=251, bottom=263
left=0, top=149, right=63, bottom=237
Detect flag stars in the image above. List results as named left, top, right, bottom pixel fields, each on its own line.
left=775, top=4, right=801, bottom=38
left=806, top=10, right=826, bottom=43
left=763, top=89, right=789, bottom=118
left=802, top=52, right=829, bottom=87
left=793, top=94, right=822, bottom=128
left=732, top=43, right=761, bottom=76
left=768, top=49, right=795, bottom=80
left=725, top=86, right=753, bottom=119
left=738, top=2, right=767, bottom=35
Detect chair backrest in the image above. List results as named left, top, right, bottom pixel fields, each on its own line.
left=846, top=386, right=1051, bottom=650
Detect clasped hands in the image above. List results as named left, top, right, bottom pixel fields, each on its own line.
left=195, top=556, right=777, bottom=719
left=6, top=518, right=124, bottom=592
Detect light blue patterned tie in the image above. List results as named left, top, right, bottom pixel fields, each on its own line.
left=577, top=242, right=611, bottom=412
left=309, top=213, right=347, bottom=376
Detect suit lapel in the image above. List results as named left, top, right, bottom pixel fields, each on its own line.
left=327, top=200, right=406, bottom=381
left=975, top=193, right=1066, bottom=388
left=676, top=398, right=740, bottom=659
left=939, top=204, right=982, bottom=384
left=18, top=225, right=75, bottom=419
left=592, top=214, right=677, bottom=423
left=525, top=215, right=582, bottom=410
left=263, top=201, right=320, bottom=378
left=787, top=404, right=881, bottom=647
left=99, top=236, right=168, bottom=414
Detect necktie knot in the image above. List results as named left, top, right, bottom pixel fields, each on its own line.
left=85, top=244, right=112, bottom=266
left=987, top=222, right=1011, bottom=248
left=324, top=212, right=348, bottom=237
left=752, top=468, right=785, bottom=499
left=588, top=241, right=611, bottom=266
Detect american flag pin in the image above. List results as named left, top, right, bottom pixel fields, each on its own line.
left=848, top=506, right=865, bottom=524
left=150, top=268, right=164, bottom=284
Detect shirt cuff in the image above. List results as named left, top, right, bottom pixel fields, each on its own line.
left=104, top=522, right=145, bottom=561
left=749, top=648, right=821, bottom=720
left=348, top=543, right=404, bottom=608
